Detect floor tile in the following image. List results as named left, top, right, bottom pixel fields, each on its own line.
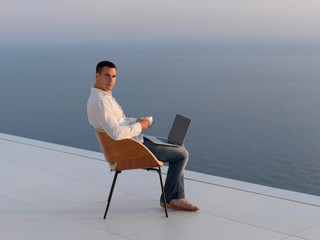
left=58, top=194, right=194, bottom=236
left=132, top=187, right=164, bottom=202
left=110, top=170, right=162, bottom=194
left=2, top=135, right=320, bottom=240
left=0, top=196, right=49, bottom=227
left=183, top=179, right=255, bottom=211
left=26, top=151, right=108, bottom=179
left=209, top=195, right=320, bottom=235
left=128, top=213, right=287, bottom=240
left=0, top=161, right=67, bottom=194
left=185, top=170, right=272, bottom=194
left=6, top=179, right=108, bottom=213
left=0, top=139, right=107, bottom=180
left=296, top=223, right=320, bottom=240
left=282, top=237, right=308, bottom=240
left=135, top=177, right=255, bottom=211
left=264, top=188, right=320, bottom=207
left=0, top=139, right=39, bottom=165
left=0, top=133, right=104, bottom=161
left=0, top=214, right=121, bottom=240
left=79, top=169, right=161, bottom=194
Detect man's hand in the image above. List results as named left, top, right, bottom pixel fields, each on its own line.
left=136, top=117, right=150, bottom=130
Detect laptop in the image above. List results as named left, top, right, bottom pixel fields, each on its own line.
left=144, top=114, right=191, bottom=147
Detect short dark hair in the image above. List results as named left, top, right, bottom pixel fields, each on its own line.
left=96, top=61, right=117, bottom=74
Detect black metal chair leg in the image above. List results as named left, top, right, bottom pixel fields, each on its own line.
left=158, top=167, right=168, bottom=218
left=104, top=171, right=120, bottom=219
left=146, top=167, right=168, bottom=218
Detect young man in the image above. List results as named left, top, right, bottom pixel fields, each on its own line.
left=87, top=61, right=199, bottom=211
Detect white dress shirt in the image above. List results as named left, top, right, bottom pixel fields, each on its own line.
left=87, top=87, right=143, bottom=142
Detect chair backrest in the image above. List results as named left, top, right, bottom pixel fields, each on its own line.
left=94, top=129, right=163, bottom=171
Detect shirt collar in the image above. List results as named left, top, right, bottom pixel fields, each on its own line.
left=91, top=87, right=112, bottom=98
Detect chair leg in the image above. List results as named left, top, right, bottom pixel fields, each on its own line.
left=146, top=168, right=168, bottom=218
left=157, top=167, right=168, bottom=218
left=104, top=171, right=120, bottom=219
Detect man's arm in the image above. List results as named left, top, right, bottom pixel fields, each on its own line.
left=90, top=101, right=143, bottom=140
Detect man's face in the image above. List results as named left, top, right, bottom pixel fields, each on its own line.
left=96, top=67, right=117, bottom=92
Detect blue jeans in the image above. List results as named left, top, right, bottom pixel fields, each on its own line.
left=143, top=138, right=189, bottom=203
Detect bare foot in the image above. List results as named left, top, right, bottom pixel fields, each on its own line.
left=161, top=198, right=200, bottom=211
left=160, top=202, right=184, bottom=210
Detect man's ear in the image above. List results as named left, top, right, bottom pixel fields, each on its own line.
left=95, top=73, right=100, bottom=81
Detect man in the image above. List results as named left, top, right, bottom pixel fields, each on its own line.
left=87, top=61, right=199, bottom=211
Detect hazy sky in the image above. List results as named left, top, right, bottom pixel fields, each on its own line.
left=1, top=0, right=320, bottom=43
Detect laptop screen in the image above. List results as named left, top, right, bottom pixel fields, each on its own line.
left=168, top=114, right=191, bottom=145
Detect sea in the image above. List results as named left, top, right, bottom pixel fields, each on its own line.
left=1, top=39, right=320, bottom=196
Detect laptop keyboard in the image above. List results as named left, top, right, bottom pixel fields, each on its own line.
left=158, top=138, right=174, bottom=144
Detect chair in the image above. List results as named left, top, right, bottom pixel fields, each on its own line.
left=94, top=129, right=168, bottom=219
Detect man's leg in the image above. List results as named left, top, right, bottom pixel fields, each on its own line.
left=143, top=138, right=199, bottom=211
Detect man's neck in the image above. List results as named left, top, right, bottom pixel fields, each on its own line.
left=93, top=84, right=110, bottom=93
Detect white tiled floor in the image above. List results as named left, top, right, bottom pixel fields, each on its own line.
left=209, top=195, right=320, bottom=235
left=128, top=213, right=288, bottom=240
left=1, top=133, right=320, bottom=240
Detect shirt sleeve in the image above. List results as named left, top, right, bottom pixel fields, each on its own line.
left=125, top=117, right=138, bottom=124
left=94, top=101, right=142, bottom=140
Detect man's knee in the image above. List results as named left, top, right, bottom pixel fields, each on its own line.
left=179, top=147, right=189, bottom=162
